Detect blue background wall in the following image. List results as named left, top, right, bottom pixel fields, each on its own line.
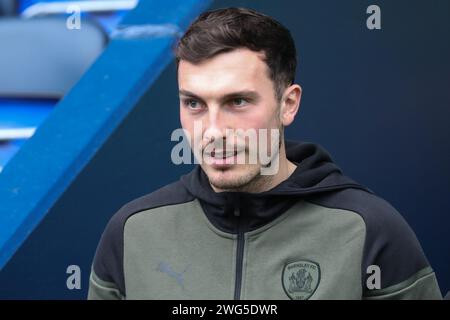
left=0, top=0, right=448, bottom=298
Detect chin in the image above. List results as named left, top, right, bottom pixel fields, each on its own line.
left=204, top=164, right=260, bottom=191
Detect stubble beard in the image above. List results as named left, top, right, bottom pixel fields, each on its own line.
left=206, top=125, right=284, bottom=193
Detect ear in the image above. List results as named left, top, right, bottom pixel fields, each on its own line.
left=280, top=84, right=302, bottom=126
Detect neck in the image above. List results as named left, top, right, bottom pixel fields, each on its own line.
left=256, top=145, right=297, bottom=192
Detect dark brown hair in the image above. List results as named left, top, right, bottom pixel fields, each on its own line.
left=175, top=7, right=297, bottom=101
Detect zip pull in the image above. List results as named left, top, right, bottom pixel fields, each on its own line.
left=233, top=193, right=241, bottom=217
left=234, top=206, right=240, bottom=217
left=226, top=193, right=241, bottom=217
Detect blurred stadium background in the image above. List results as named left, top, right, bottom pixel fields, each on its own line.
left=0, top=0, right=449, bottom=299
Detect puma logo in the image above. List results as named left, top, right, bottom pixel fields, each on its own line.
left=157, top=261, right=190, bottom=289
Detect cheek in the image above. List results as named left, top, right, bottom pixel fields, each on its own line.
left=180, top=114, right=204, bottom=149
left=180, top=109, right=192, bottom=130
left=180, top=112, right=193, bottom=140
left=246, top=107, right=281, bottom=150
left=242, top=106, right=279, bottom=130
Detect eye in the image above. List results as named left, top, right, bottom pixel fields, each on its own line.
left=183, top=99, right=202, bottom=110
left=231, top=98, right=248, bottom=107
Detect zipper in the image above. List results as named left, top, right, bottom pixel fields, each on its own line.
left=233, top=204, right=245, bottom=300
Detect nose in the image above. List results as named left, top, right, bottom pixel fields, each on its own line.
left=203, top=106, right=226, bottom=146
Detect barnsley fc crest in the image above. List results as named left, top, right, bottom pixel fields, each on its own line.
left=282, top=260, right=321, bottom=300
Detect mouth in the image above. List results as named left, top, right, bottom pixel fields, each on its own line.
left=210, top=149, right=238, bottom=159
left=203, top=148, right=243, bottom=167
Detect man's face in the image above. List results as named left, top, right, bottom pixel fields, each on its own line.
left=178, top=48, right=282, bottom=192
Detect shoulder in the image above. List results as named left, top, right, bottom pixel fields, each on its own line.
left=308, top=187, right=411, bottom=238
left=108, top=180, right=194, bottom=230
left=91, top=180, right=194, bottom=295
left=307, top=187, right=432, bottom=292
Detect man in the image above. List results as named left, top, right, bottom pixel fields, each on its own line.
left=88, top=7, right=442, bottom=299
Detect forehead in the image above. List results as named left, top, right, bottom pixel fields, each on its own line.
left=178, top=48, right=272, bottom=95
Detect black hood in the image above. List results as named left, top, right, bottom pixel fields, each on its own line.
left=180, top=140, right=369, bottom=233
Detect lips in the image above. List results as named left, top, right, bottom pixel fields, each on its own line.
left=210, top=150, right=238, bottom=159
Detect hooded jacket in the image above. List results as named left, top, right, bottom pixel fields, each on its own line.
left=88, top=140, right=442, bottom=300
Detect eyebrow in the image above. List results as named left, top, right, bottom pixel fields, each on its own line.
left=179, top=89, right=260, bottom=103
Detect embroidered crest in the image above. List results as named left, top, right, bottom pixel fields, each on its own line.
left=282, top=260, right=320, bottom=300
